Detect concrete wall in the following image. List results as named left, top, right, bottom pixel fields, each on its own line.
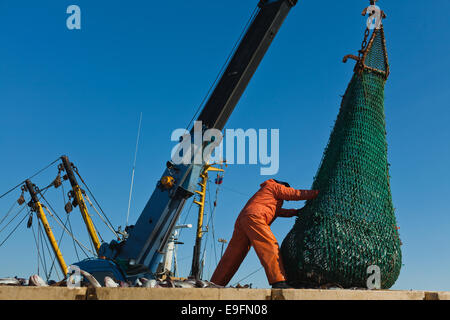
left=0, top=287, right=87, bottom=300
left=0, top=287, right=448, bottom=300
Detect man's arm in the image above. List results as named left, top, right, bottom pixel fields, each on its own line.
left=275, top=208, right=298, bottom=218
left=273, top=184, right=319, bottom=201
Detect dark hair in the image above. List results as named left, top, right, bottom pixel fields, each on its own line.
left=274, top=180, right=291, bottom=188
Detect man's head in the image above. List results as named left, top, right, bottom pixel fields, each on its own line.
left=273, top=179, right=291, bottom=188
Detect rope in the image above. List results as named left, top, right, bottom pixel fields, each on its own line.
left=84, top=193, right=119, bottom=238
left=90, top=214, right=104, bottom=243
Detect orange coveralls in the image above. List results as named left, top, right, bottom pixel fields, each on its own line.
left=210, top=179, right=319, bottom=286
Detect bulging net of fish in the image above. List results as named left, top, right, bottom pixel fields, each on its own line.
left=280, top=26, right=402, bottom=289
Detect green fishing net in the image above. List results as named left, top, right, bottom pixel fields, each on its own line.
left=281, top=25, right=402, bottom=289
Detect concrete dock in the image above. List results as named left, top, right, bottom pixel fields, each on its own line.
left=0, top=287, right=448, bottom=300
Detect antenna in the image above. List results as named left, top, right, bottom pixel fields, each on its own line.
left=126, top=112, right=143, bottom=227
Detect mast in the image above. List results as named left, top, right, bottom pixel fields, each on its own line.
left=25, top=180, right=68, bottom=276
left=190, top=164, right=224, bottom=280
left=61, top=155, right=101, bottom=253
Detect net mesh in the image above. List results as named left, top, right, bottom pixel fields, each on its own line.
left=280, top=26, right=401, bottom=289
left=364, top=28, right=388, bottom=73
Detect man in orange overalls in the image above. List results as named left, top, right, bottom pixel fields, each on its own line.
left=210, top=179, right=319, bottom=288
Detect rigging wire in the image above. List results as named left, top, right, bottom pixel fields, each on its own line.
left=37, top=220, right=43, bottom=277
left=0, top=201, right=18, bottom=227
left=38, top=177, right=60, bottom=194
left=37, top=221, right=49, bottom=279
left=39, top=181, right=92, bottom=258
left=46, top=213, right=71, bottom=281
left=36, top=216, right=55, bottom=280
left=206, top=179, right=223, bottom=278
left=67, top=215, right=82, bottom=261
left=177, top=199, right=195, bottom=240
left=208, top=179, right=218, bottom=264
left=38, top=220, right=64, bottom=281
left=39, top=192, right=70, bottom=234
left=0, top=204, right=28, bottom=236
left=172, top=199, right=195, bottom=276
left=41, top=203, right=95, bottom=256
left=38, top=222, right=52, bottom=280
left=61, top=183, right=81, bottom=261
left=206, top=181, right=215, bottom=261
left=72, top=167, right=116, bottom=235
left=0, top=209, right=28, bottom=248
left=39, top=188, right=88, bottom=246
left=0, top=157, right=60, bottom=200
left=31, top=219, right=44, bottom=277
left=0, top=159, right=104, bottom=278
left=201, top=174, right=225, bottom=272
left=200, top=180, right=218, bottom=271
left=221, top=185, right=251, bottom=198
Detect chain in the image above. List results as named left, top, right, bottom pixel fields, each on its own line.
left=358, top=28, right=371, bottom=60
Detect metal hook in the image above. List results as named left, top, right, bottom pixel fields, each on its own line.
left=362, top=0, right=387, bottom=20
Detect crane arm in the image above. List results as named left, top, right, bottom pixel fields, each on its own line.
left=197, top=0, right=298, bottom=131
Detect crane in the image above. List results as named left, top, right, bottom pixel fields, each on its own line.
left=71, top=0, right=298, bottom=283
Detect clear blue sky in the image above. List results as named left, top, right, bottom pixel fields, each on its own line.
left=0, top=0, right=449, bottom=290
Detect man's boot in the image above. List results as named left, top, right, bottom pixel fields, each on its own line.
left=271, top=281, right=293, bottom=289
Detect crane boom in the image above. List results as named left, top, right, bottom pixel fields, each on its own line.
left=196, top=0, right=297, bottom=131
left=88, top=0, right=298, bottom=279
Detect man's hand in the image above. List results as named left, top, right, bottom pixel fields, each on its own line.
left=295, top=190, right=319, bottom=216
left=310, top=190, right=319, bottom=199
left=296, top=207, right=306, bottom=217
left=297, top=189, right=319, bottom=201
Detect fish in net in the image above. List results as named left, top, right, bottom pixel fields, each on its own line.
left=281, top=21, right=402, bottom=289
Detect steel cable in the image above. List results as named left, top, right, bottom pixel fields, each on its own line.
left=0, top=158, right=60, bottom=200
